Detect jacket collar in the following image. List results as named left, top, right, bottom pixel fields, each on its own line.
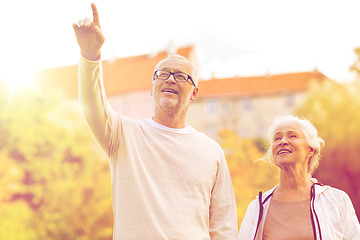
left=260, top=178, right=330, bottom=201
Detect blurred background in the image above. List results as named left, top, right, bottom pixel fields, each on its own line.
left=1, top=0, right=360, bottom=239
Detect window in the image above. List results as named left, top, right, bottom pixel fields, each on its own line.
left=284, top=94, right=295, bottom=107
left=207, top=125, right=217, bottom=138
left=222, top=104, right=229, bottom=114
left=205, top=99, right=218, bottom=114
left=241, top=97, right=253, bottom=111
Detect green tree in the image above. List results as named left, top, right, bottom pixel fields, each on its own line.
left=297, top=80, right=360, bottom=220
left=0, top=80, right=113, bottom=240
left=219, top=130, right=279, bottom=226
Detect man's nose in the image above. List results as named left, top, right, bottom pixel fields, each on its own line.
left=165, top=74, right=176, bottom=83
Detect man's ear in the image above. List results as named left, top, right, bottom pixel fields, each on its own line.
left=190, top=87, right=199, bottom=101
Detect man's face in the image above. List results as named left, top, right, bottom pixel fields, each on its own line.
left=152, top=57, right=198, bottom=113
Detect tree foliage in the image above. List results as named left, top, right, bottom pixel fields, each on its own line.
left=297, top=80, right=360, bottom=220
left=0, top=81, right=113, bottom=240
left=219, top=130, right=279, bottom=226
left=7, top=76, right=358, bottom=236
left=1, top=79, right=278, bottom=237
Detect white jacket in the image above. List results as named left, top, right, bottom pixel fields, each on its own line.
left=238, top=181, right=360, bottom=240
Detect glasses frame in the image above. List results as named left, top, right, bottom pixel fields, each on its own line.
left=153, top=70, right=196, bottom=87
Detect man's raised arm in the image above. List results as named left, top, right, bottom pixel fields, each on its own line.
left=73, top=3, right=118, bottom=156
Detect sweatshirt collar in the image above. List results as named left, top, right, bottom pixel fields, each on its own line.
left=145, top=118, right=195, bottom=134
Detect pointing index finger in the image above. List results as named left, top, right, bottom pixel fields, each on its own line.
left=91, top=3, right=100, bottom=26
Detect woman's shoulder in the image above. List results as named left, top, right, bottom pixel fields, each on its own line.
left=317, top=184, right=348, bottom=196
left=261, top=185, right=278, bottom=199
left=247, top=185, right=277, bottom=207
left=316, top=184, right=353, bottom=205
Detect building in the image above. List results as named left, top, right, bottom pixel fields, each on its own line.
left=34, top=45, right=329, bottom=140
left=188, top=71, right=327, bottom=139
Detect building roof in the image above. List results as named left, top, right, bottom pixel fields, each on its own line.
left=34, top=46, right=194, bottom=99
left=197, top=71, right=327, bottom=98
left=34, top=45, right=328, bottom=99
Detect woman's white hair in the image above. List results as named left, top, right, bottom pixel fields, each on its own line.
left=264, top=115, right=325, bottom=175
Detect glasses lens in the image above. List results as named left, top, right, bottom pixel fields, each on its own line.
left=155, top=71, right=170, bottom=79
left=154, top=71, right=192, bottom=85
left=174, top=73, right=188, bottom=82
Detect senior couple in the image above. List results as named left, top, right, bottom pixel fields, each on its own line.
left=73, top=3, right=360, bottom=239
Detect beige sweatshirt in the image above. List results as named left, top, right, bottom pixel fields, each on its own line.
left=78, top=56, right=238, bottom=239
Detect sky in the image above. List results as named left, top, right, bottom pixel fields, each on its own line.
left=2, top=0, right=360, bottom=86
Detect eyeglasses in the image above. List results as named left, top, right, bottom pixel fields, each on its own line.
left=153, top=70, right=196, bottom=87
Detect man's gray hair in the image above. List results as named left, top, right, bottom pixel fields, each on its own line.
left=154, top=54, right=199, bottom=87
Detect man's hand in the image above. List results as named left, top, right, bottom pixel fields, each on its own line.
left=72, top=3, right=105, bottom=61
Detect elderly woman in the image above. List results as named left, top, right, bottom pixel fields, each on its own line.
left=238, top=115, right=360, bottom=240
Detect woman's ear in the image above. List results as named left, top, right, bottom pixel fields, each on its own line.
left=307, top=148, right=316, bottom=157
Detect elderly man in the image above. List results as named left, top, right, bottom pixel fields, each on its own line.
left=73, top=3, right=238, bottom=239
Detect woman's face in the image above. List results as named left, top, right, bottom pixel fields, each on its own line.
left=271, top=122, right=313, bottom=170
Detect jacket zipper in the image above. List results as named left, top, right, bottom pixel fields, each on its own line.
left=254, top=183, right=323, bottom=240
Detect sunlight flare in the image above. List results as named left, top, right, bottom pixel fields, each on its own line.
left=1, top=65, right=37, bottom=92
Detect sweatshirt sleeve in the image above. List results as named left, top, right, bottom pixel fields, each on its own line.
left=78, top=55, right=120, bottom=157
left=209, top=151, right=238, bottom=240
